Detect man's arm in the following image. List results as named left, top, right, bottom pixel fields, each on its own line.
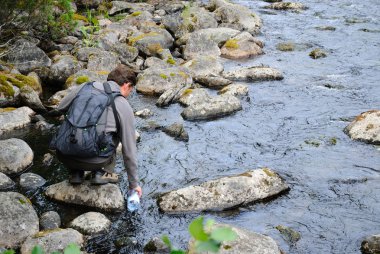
left=56, top=83, right=85, bottom=112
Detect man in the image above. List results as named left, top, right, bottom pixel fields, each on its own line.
left=54, top=64, right=142, bottom=197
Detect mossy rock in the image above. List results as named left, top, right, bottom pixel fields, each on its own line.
left=128, top=32, right=159, bottom=46
left=225, top=39, right=239, bottom=49
left=275, top=225, right=301, bottom=243
left=276, top=42, right=295, bottom=51
left=0, top=72, right=40, bottom=97
left=309, top=48, right=327, bottom=59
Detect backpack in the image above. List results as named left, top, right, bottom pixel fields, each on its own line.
left=49, top=82, right=121, bottom=158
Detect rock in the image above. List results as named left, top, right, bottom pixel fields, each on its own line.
left=181, top=56, right=224, bottom=79
left=69, top=212, right=111, bottom=235
left=189, top=224, right=282, bottom=254
left=40, top=211, right=61, bottom=230
left=49, top=55, right=82, bottom=83
left=47, top=86, right=76, bottom=106
left=0, top=192, right=39, bottom=248
left=98, top=29, right=120, bottom=51
left=275, top=225, right=301, bottom=244
left=0, top=138, right=33, bottom=174
left=112, top=43, right=139, bottom=64
left=265, top=2, right=307, bottom=11
left=163, top=123, right=189, bottom=142
left=221, top=32, right=264, bottom=59
left=209, top=0, right=262, bottom=35
left=194, top=75, right=232, bottom=89
left=135, top=108, right=153, bottom=118
left=109, top=1, right=155, bottom=16
left=223, top=66, right=284, bottom=82
left=309, top=48, right=327, bottom=59
left=87, top=51, right=120, bottom=73
left=156, top=83, right=191, bottom=107
left=75, top=0, right=101, bottom=7
left=315, top=26, right=336, bottom=31
left=64, top=69, right=108, bottom=89
left=57, top=36, right=79, bottom=45
left=35, top=120, right=54, bottom=131
left=42, top=153, right=54, bottom=167
left=3, top=39, right=51, bottom=74
left=276, top=42, right=295, bottom=51
left=136, top=66, right=192, bottom=95
left=20, top=228, right=84, bottom=254
left=361, top=234, right=380, bottom=254
left=45, top=180, right=125, bottom=212
left=0, top=107, right=35, bottom=135
left=19, top=86, right=46, bottom=112
left=27, top=72, right=43, bottom=96
left=144, top=237, right=170, bottom=253
left=344, top=110, right=380, bottom=145
left=115, top=236, right=138, bottom=248
left=140, top=121, right=162, bottom=132
left=179, top=88, right=212, bottom=107
left=0, top=172, right=15, bottom=190
left=19, top=173, right=46, bottom=190
left=181, top=94, right=242, bottom=121
left=158, top=168, right=289, bottom=213
left=218, top=84, right=249, bottom=97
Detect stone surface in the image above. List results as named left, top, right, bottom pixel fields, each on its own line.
left=156, top=83, right=191, bottom=107
left=181, top=95, right=242, bottom=121
left=179, top=88, right=212, bottom=107
left=0, top=138, right=33, bottom=174
left=19, top=173, right=46, bottom=190
left=265, top=2, right=307, bottom=11
left=49, top=55, right=82, bottom=83
left=64, top=69, right=108, bottom=89
left=194, top=75, right=232, bottom=89
left=0, top=192, right=39, bottom=248
left=223, top=66, right=284, bottom=82
left=344, top=110, right=380, bottom=145
left=221, top=32, right=264, bottom=59
left=218, top=84, right=249, bottom=97
left=45, top=180, right=125, bottom=212
left=129, top=28, right=174, bottom=57
left=40, top=211, right=61, bottom=230
left=109, top=1, right=155, bottom=15
left=181, top=56, right=224, bottom=78
left=135, top=108, right=153, bottom=118
left=19, top=86, right=46, bottom=112
left=0, top=107, right=35, bottom=135
left=0, top=172, right=15, bottom=190
left=20, top=228, right=84, bottom=254
left=158, top=168, right=289, bottom=213
left=69, top=212, right=111, bottom=235
left=361, top=234, right=380, bottom=254
left=163, top=123, right=189, bottom=142
left=144, top=237, right=170, bottom=253
left=87, top=51, right=120, bottom=72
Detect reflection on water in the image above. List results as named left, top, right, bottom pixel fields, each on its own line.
left=5, top=0, right=380, bottom=253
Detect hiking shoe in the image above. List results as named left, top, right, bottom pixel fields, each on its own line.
left=90, top=170, right=119, bottom=185
left=69, top=170, right=84, bottom=184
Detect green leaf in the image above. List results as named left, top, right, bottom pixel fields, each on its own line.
left=188, top=216, right=209, bottom=241
left=210, top=227, right=237, bottom=242
left=1, top=250, right=15, bottom=254
left=170, top=250, right=186, bottom=254
left=162, top=235, right=172, bottom=249
left=63, top=243, right=81, bottom=254
left=51, top=252, right=60, bottom=254
left=205, top=219, right=215, bottom=231
left=195, top=240, right=220, bottom=253
left=31, top=246, right=44, bottom=254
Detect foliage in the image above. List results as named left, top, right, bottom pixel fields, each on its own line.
left=1, top=244, right=81, bottom=254
left=79, top=9, right=99, bottom=47
left=163, top=216, right=237, bottom=253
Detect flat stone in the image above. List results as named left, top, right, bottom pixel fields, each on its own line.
left=45, top=180, right=125, bottom=212
left=158, top=168, right=289, bottom=213
left=344, top=110, right=380, bottom=145
left=181, top=56, right=224, bottom=78
left=69, top=212, right=111, bottom=235
left=40, top=211, right=61, bottom=230
left=0, top=107, right=35, bottom=135
left=223, top=66, right=283, bottom=82
left=0, top=138, right=34, bottom=175
left=20, top=228, right=84, bottom=254
left=0, top=192, right=39, bottom=248
left=0, top=172, right=15, bottom=190
left=179, top=88, right=212, bottom=107
left=19, top=173, right=46, bottom=190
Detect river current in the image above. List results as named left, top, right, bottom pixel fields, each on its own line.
left=11, top=0, right=380, bottom=253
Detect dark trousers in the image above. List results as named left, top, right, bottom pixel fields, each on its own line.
left=56, top=151, right=116, bottom=173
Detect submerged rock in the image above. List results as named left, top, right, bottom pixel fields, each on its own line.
left=275, top=225, right=301, bottom=244
left=45, top=180, right=125, bottom=212
left=0, top=172, right=15, bottom=190
left=158, top=168, right=289, bottom=213
left=223, top=66, right=283, bottom=82
left=194, top=75, right=232, bottom=89
left=144, top=237, right=170, bottom=253
left=0, top=192, right=39, bottom=248
left=163, top=123, right=189, bottom=142
left=0, top=107, right=35, bottom=135
left=69, top=212, right=111, bottom=235
left=309, top=48, right=327, bottom=59
left=0, top=138, right=33, bottom=175
left=265, top=2, right=307, bottom=11
left=344, top=110, right=380, bottom=145
left=181, top=95, right=242, bottom=121
left=39, top=211, right=61, bottom=230
left=19, top=173, right=46, bottom=190
left=361, top=234, right=380, bottom=254
left=135, top=108, right=153, bottom=118
left=20, top=228, right=84, bottom=254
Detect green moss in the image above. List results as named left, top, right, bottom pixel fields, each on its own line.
left=131, top=11, right=142, bottom=16
left=96, top=70, right=110, bottom=75
left=14, top=74, right=39, bottom=90
left=262, top=167, right=275, bottom=177
left=0, top=73, right=39, bottom=96
left=147, top=43, right=163, bottom=54
left=329, top=137, right=337, bottom=145
left=65, top=75, right=75, bottom=87
left=75, top=75, right=89, bottom=84
left=305, top=140, right=320, bottom=147
left=178, top=71, right=189, bottom=79
left=276, top=42, right=295, bottom=51
left=182, top=89, right=193, bottom=96
left=224, top=39, right=239, bottom=49
left=170, top=73, right=176, bottom=77
left=166, top=57, right=176, bottom=65
left=0, top=79, right=15, bottom=97
left=73, top=13, right=88, bottom=23
left=128, top=32, right=159, bottom=46
left=160, top=73, right=168, bottom=79
left=33, top=228, right=62, bottom=238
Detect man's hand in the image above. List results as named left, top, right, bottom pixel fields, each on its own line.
left=133, top=185, right=142, bottom=198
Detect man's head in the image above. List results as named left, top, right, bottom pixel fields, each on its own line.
left=107, top=64, right=137, bottom=97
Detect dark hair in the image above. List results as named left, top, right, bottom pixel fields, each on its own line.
left=107, top=64, right=137, bottom=86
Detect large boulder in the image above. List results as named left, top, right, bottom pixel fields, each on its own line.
left=181, top=95, right=242, bottom=121
left=344, top=110, right=380, bottom=145
left=109, top=1, right=155, bottom=15
left=19, top=86, right=46, bottom=112
left=20, top=228, right=84, bottom=254
left=64, top=69, right=108, bottom=89
left=49, top=55, right=82, bottom=83
left=181, top=56, right=224, bottom=79
left=0, top=138, right=33, bottom=175
left=136, top=66, right=192, bottom=95
left=69, top=212, right=111, bottom=235
left=45, top=181, right=125, bottom=212
left=361, top=234, right=380, bottom=254
left=221, top=32, right=264, bottom=59
left=0, top=107, right=35, bottom=135
left=0, top=192, right=39, bottom=248
left=3, top=39, right=51, bottom=74
left=87, top=51, right=120, bottom=72
left=0, top=172, right=15, bottom=190
left=158, top=168, right=289, bottom=213
left=47, top=86, right=76, bottom=107
left=194, top=75, right=232, bottom=90
left=209, top=0, right=262, bottom=35
left=179, top=88, right=212, bottom=107
left=223, top=66, right=284, bottom=82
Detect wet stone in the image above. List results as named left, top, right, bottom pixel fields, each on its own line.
left=115, top=236, right=138, bottom=248
left=163, top=123, right=189, bottom=142
left=0, top=138, right=34, bottom=175
left=275, top=225, right=301, bottom=244
left=69, top=212, right=111, bottom=235
left=361, top=234, right=380, bottom=254
left=144, top=237, right=170, bottom=253
left=19, top=173, right=46, bottom=190
left=0, top=107, right=35, bottom=135
left=135, top=108, right=153, bottom=118
left=223, top=66, right=283, bottom=82
left=309, top=48, right=327, bottom=59
left=40, top=211, right=61, bottom=230
left=0, top=172, right=15, bottom=190
left=344, top=110, right=380, bottom=145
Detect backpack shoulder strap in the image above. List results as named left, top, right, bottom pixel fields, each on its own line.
left=103, top=82, right=121, bottom=133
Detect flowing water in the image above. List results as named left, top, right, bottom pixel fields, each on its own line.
left=5, top=0, right=380, bottom=253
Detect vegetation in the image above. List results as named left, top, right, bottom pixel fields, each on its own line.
left=224, top=39, right=239, bottom=49
left=1, top=243, right=81, bottom=254
left=163, top=216, right=237, bottom=253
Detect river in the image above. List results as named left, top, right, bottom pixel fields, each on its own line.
left=14, top=0, right=380, bottom=253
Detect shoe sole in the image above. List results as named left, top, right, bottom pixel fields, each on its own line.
left=90, top=179, right=109, bottom=185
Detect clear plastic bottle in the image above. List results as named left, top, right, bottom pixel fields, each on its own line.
left=127, top=190, right=140, bottom=212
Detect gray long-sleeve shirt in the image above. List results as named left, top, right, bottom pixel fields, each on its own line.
left=57, top=81, right=139, bottom=189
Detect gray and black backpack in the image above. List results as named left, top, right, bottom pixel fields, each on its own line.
left=50, top=82, right=121, bottom=158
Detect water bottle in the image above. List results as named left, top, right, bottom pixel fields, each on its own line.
left=127, top=190, right=140, bottom=212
